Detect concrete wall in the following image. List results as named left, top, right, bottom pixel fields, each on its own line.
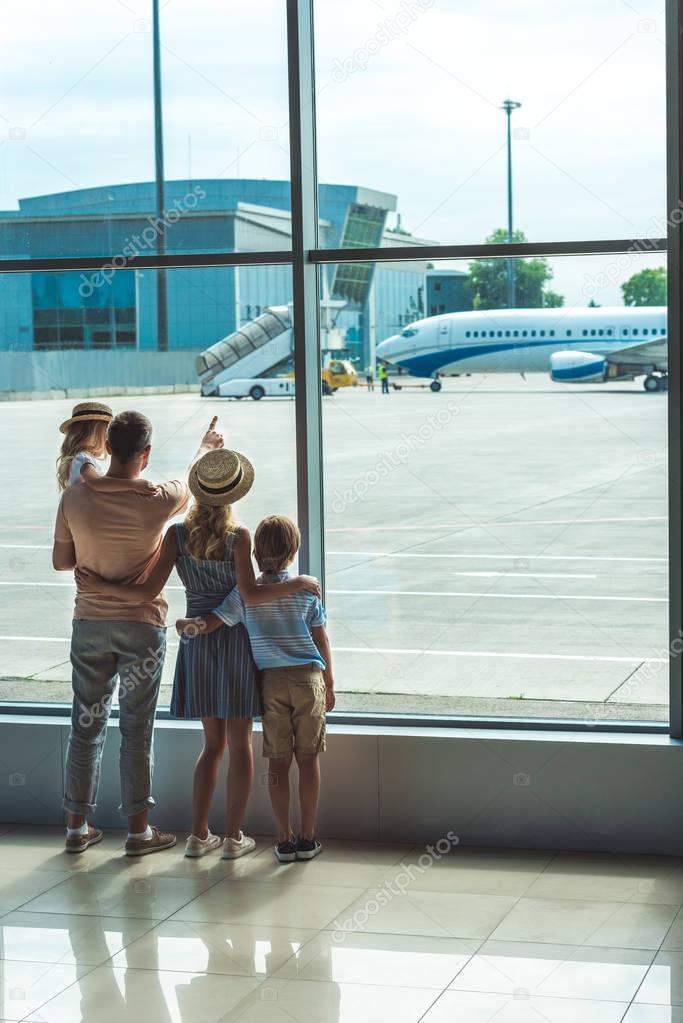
left=2, top=715, right=682, bottom=854
left=0, top=350, right=200, bottom=398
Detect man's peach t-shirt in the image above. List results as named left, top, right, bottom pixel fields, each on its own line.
left=54, top=480, right=189, bottom=627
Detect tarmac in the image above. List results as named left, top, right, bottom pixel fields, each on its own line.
left=0, top=374, right=669, bottom=722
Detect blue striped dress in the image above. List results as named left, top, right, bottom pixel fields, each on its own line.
left=169, top=523, right=260, bottom=720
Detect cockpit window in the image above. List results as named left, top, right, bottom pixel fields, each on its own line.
left=401, top=327, right=418, bottom=337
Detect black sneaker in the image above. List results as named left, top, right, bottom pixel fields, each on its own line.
left=275, top=839, right=297, bottom=863
left=296, top=836, right=322, bottom=860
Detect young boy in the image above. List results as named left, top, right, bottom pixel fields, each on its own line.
left=176, top=515, right=334, bottom=863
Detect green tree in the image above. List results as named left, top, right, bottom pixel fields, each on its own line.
left=466, top=229, right=564, bottom=309
left=543, top=290, right=564, bottom=308
left=621, top=267, right=667, bottom=306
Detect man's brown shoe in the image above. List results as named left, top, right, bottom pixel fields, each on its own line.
left=125, top=826, right=177, bottom=857
left=65, top=825, right=104, bottom=854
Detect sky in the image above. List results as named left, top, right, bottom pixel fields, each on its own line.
left=0, top=0, right=668, bottom=306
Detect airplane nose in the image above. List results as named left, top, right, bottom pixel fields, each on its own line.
left=377, top=334, right=399, bottom=360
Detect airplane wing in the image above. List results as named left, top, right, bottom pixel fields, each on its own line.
left=604, top=337, right=668, bottom=371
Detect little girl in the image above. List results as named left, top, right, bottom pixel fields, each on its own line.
left=57, top=400, right=158, bottom=495
left=76, top=446, right=320, bottom=860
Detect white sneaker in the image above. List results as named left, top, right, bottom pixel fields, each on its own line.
left=184, top=831, right=222, bottom=858
left=222, top=832, right=256, bottom=859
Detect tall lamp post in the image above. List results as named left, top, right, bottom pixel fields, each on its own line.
left=152, top=0, right=168, bottom=351
left=501, top=99, right=521, bottom=309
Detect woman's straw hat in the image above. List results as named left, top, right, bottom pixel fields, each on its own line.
left=189, top=448, right=254, bottom=507
left=59, top=401, right=114, bottom=434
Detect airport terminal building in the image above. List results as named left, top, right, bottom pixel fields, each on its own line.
left=0, top=180, right=461, bottom=379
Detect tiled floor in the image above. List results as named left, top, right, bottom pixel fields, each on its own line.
left=1, top=827, right=683, bottom=1021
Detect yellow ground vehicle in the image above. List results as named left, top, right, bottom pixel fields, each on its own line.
left=321, top=359, right=358, bottom=394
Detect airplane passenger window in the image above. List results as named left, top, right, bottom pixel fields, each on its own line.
left=643, top=328, right=649, bottom=335
left=531, top=330, right=536, bottom=337
left=550, top=330, right=555, bottom=337
left=513, top=330, right=519, bottom=337
left=566, top=330, right=571, bottom=336
left=540, top=330, right=546, bottom=337
left=598, top=329, right=603, bottom=336
left=473, top=331, right=479, bottom=337
left=497, top=331, right=503, bottom=337
left=522, top=330, right=528, bottom=337
left=633, top=328, right=639, bottom=334
left=505, top=331, right=511, bottom=337
left=583, top=330, right=588, bottom=336
left=465, top=331, right=471, bottom=337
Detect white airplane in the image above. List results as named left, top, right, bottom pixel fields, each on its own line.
left=376, top=306, right=668, bottom=392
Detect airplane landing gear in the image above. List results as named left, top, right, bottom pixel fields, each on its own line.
left=644, top=374, right=667, bottom=393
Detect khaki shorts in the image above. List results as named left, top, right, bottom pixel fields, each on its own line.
left=261, top=664, right=326, bottom=758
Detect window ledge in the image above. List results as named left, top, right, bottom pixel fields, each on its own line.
left=0, top=712, right=677, bottom=746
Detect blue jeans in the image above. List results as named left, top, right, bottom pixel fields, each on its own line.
left=64, top=619, right=166, bottom=817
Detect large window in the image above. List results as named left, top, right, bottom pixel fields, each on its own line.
left=322, top=253, right=668, bottom=722
left=0, top=266, right=297, bottom=706
left=314, top=0, right=666, bottom=247
left=0, top=0, right=679, bottom=734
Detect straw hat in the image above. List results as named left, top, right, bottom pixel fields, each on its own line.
left=189, top=448, right=254, bottom=506
left=59, top=401, right=113, bottom=434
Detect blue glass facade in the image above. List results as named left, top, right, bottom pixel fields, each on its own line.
left=0, top=180, right=432, bottom=364
left=426, top=270, right=473, bottom=316
left=31, top=270, right=136, bottom=350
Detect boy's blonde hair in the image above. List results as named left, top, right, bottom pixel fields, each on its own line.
left=56, top=420, right=109, bottom=491
left=184, top=502, right=238, bottom=561
left=254, top=515, right=301, bottom=573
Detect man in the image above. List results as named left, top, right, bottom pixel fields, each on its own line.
left=53, top=411, right=223, bottom=855
left=378, top=362, right=390, bottom=395
left=364, top=364, right=375, bottom=392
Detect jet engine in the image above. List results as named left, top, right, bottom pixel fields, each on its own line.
left=550, top=351, right=606, bottom=383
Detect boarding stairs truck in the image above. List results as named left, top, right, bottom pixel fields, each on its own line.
left=197, top=305, right=358, bottom=399
left=197, top=306, right=295, bottom=399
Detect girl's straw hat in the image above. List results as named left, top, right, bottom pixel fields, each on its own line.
left=59, top=401, right=114, bottom=434
left=189, top=448, right=254, bottom=507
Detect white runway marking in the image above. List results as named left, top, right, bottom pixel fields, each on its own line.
left=0, top=581, right=665, bottom=603
left=335, top=646, right=666, bottom=665
left=0, top=581, right=185, bottom=589
left=453, top=571, right=597, bottom=580
left=0, top=546, right=668, bottom=564
left=0, top=635, right=70, bottom=643
left=0, top=635, right=665, bottom=665
left=0, top=581, right=73, bottom=587
left=0, top=544, right=51, bottom=550
left=327, top=551, right=667, bottom=563
left=0, top=526, right=50, bottom=531
left=327, top=516, right=667, bottom=532
left=328, top=588, right=667, bottom=603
